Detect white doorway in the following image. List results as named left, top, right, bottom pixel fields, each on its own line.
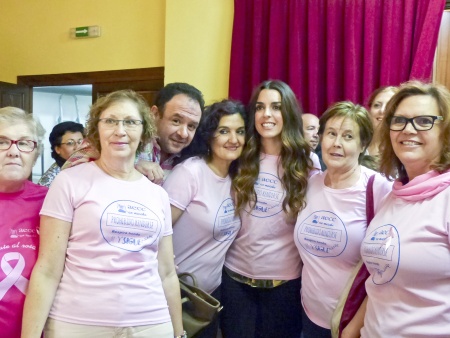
left=32, top=85, right=92, bottom=182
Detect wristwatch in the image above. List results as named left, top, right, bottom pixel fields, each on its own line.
left=175, top=330, right=187, bottom=338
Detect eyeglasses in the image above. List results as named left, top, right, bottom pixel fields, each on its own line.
left=99, top=118, right=143, bottom=129
left=0, top=138, right=37, bottom=153
left=389, top=115, right=444, bottom=131
left=60, top=139, right=83, bottom=147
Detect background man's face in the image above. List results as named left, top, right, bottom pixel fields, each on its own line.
left=302, top=114, right=320, bottom=150
left=154, top=93, right=202, bottom=156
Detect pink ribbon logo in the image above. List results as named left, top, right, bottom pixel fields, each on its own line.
left=0, top=252, right=29, bottom=299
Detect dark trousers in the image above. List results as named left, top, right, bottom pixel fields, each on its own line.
left=301, top=306, right=331, bottom=338
left=194, top=287, right=222, bottom=338
left=220, top=271, right=302, bottom=338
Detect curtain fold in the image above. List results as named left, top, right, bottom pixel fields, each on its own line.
left=229, top=0, right=445, bottom=116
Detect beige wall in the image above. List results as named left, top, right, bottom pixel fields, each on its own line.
left=0, top=0, right=233, bottom=102
left=165, top=0, right=233, bottom=103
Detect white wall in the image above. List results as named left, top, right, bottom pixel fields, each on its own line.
left=32, top=92, right=92, bottom=182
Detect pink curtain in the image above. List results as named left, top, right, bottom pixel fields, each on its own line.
left=229, top=0, right=445, bottom=116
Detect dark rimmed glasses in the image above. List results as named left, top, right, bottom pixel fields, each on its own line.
left=389, top=115, right=444, bottom=131
left=0, top=138, right=37, bottom=152
left=60, top=139, right=83, bottom=147
left=99, top=118, right=143, bottom=129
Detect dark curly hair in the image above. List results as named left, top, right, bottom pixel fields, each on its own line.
left=177, top=99, right=247, bottom=177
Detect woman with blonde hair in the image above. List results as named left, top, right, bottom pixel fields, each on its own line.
left=361, top=81, right=450, bottom=337
left=22, top=90, right=185, bottom=338
left=0, top=107, right=46, bottom=337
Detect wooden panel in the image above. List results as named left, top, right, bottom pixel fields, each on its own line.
left=16, top=67, right=164, bottom=108
left=0, top=81, right=31, bottom=112
left=434, top=11, right=450, bottom=88
left=17, top=67, right=164, bottom=86
left=93, top=81, right=160, bottom=106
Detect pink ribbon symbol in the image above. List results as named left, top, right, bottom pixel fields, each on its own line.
left=0, top=252, right=29, bottom=299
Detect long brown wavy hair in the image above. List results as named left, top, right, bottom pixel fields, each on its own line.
left=232, top=80, right=312, bottom=219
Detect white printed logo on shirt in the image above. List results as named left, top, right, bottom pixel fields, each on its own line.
left=100, top=200, right=162, bottom=252
left=296, top=210, right=346, bottom=257
left=361, top=224, right=400, bottom=284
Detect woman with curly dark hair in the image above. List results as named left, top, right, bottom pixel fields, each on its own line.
left=221, top=80, right=320, bottom=338
left=163, top=99, right=247, bottom=338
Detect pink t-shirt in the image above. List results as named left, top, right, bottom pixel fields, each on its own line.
left=225, top=153, right=302, bottom=280
left=163, top=157, right=241, bottom=293
left=361, top=170, right=450, bottom=337
left=294, top=166, right=392, bottom=328
left=0, top=181, right=47, bottom=338
left=40, top=162, right=173, bottom=327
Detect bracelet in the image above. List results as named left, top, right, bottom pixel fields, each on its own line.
left=175, top=330, right=187, bottom=338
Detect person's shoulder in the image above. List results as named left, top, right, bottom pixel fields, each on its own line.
left=140, top=176, right=170, bottom=199
left=172, top=156, right=205, bottom=174
left=24, top=180, right=48, bottom=199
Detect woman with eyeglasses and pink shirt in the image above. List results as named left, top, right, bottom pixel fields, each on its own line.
left=22, top=90, right=185, bottom=338
left=38, top=121, right=85, bottom=187
left=360, top=81, right=450, bottom=337
left=0, top=107, right=47, bottom=338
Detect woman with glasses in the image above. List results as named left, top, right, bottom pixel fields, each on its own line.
left=22, top=90, right=185, bottom=338
left=38, top=121, right=85, bottom=187
left=360, top=81, right=450, bottom=337
left=0, top=107, right=46, bottom=337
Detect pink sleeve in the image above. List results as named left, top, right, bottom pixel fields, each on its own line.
left=40, top=171, right=75, bottom=222
left=162, top=163, right=197, bottom=211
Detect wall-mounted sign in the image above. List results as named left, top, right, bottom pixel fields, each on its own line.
left=70, top=26, right=101, bottom=39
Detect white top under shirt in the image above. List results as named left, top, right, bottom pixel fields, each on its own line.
left=294, top=166, right=392, bottom=329
left=40, top=162, right=173, bottom=327
left=163, top=157, right=241, bottom=293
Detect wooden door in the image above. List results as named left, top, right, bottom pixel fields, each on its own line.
left=0, top=81, right=31, bottom=112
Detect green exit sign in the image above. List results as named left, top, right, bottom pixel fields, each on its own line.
left=70, top=25, right=101, bottom=39
left=75, top=26, right=89, bottom=37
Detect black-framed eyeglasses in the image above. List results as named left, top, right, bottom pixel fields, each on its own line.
left=99, top=118, right=143, bottom=129
left=60, top=139, right=83, bottom=147
left=0, top=138, right=37, bottom=153
left=389, top=115, right=444, bottom=131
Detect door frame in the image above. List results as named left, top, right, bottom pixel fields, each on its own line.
left=17, top=67, right=164, bottom=106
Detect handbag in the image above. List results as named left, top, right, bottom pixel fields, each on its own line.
left=331, top=174, right=375, bottom=338
left=178, top=272, right=223, bottom=337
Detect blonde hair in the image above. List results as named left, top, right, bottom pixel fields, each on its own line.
left=0, top=106, right=45, bottom=158
left=85, top=90, right=156, bottom=154
left=379, top=81, right=450, bottom=181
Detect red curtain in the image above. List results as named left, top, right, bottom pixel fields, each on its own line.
left=228, top=0, right=445, bottom=116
